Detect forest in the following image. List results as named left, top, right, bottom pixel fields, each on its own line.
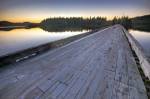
left=0, top=15, right=149, bottom=32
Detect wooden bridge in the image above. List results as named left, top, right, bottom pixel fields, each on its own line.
left=0, top=25, right=149, bottom=99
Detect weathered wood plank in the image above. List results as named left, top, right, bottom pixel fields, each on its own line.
left=122, top=26, right=150, bottom=80
left=0, top=25, right=148, bottom=99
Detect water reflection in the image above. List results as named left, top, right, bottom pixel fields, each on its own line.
left=0, top=26, right=90, bottom=32
left=0, top=27, right=88, bottom=56
left=1, top=27, right=149, bottom=58
left=129, top=30, right=150, bottom=57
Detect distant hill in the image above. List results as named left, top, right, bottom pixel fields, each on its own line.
left=0, top=21, right=40, bottom=28
left=0, top=21, right=14, bottom=27
left=131, top=15, right=150, bottom=31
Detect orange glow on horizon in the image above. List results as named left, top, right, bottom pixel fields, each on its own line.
left=0, top=18, right=42, bottom=23
left=0, top=16, right=120, bottom=23
left=0, top=3, right=149, bottom=23
left=1, top=7, right=149, bottom=23
left=0, top=13, right=147, bottom=23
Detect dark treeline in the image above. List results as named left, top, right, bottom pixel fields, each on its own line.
left=40, top=17, right=110, bottom=31
left=112, top=16, right=132, bottom=29
left=131, top=15, right=150, bottom=31
left=110, top=15, right=150, bottom=31
left=39, top=16, right=132, bottom=31
left=0, top=14, right=149, bottom=32
left=0, top=21, right=40, bottom=31
left=40, top=15, right=150, bottom=32
left=112, top=15, right=150, bottom=31
left=0, top=21, right=39, bottom=27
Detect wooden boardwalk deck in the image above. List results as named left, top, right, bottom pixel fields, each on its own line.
left=0, top=25, right=148, bottom=99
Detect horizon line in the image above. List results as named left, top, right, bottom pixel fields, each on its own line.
left=0, top=14, right=149, bottom=23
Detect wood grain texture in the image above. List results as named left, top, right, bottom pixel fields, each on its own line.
left=122, top=26, right=150, bottom=80
left=0, top=25, right=148, bottom=99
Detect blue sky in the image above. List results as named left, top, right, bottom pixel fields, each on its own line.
left=0, top=0, right=150, bottom=22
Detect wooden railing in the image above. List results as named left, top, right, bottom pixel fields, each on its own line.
left=122, top=26, right=150, bottom=80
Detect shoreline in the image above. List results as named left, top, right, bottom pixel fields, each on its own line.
left=0, top=29, right=99, bottom=66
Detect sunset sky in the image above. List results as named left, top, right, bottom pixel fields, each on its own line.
left=0, top=0, right=150, bottom=22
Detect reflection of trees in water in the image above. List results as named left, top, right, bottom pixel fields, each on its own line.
left=131, top=15, right=150, bottom=32
left=40, top=15, right=150, bottom=32
left=0, top=26, right=35, bottom=31
left=0, top=26, right=90, bottom=32
left=0, top=21, right=39, bottom=31
left=41, top=27, right=90, bottom=32
left=0, top=15, right=150, bottom=32
left=40, top=17, right=109, bottom=32
left=0, top=28, right=14, bottom=31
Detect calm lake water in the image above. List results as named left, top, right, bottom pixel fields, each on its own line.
left=0, top=28, right=150, bottom=58
left=0, top=28, right=88, bottom=56
left=129, top=30, right=150, bottom=57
